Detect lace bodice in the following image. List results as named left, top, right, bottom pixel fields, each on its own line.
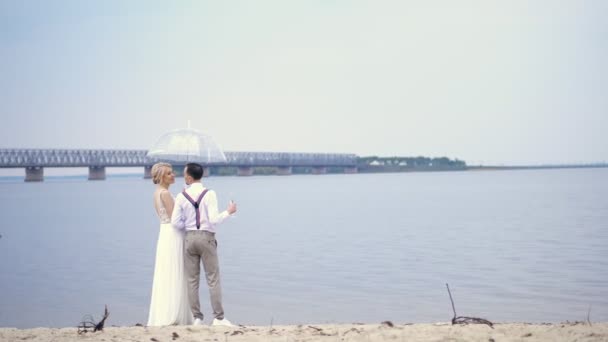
left=155, top=190, right=171, bottom=224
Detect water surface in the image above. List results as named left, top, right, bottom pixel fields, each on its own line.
left=0, top=168, right=607, bottom=328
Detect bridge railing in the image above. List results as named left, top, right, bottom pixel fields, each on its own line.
left=226, top=151, right=357, bottom=166
left=0, top=149, right=357, bottom=167
left=0, top=149, right=149, bottom=167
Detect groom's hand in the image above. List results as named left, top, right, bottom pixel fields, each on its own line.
left=227, top=201, right=237, bottom=215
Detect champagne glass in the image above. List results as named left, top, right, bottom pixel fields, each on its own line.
left=228, top=191, right=237, bottom=218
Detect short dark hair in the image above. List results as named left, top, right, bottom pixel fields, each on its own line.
left=185, top=163, right=204, bottom=180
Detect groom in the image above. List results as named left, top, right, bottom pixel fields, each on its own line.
left=171, top=162, right=237, bottom=326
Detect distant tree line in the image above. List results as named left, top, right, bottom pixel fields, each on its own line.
left=357, top=156, right=466, bottom=168
left=206, top=156, right=467, bottom=176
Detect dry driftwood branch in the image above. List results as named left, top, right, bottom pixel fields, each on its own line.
left=77, top=305, right=110, bottom=334
left=77, top=315, right=96, bottom=335
left=307, top=325, right=323, bottom=332
left=381, top=320, right=394, bottom=327
left=446, top=283, right=493, bottom=328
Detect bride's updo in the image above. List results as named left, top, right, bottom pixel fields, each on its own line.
left=151, top=162, right=172, bottom=184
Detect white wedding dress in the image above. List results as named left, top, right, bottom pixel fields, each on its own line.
left=147, top=191, right=193, bottom=326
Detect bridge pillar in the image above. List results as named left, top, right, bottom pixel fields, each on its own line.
left=203, top=167, right=210, bottom=177
left=311, top=166, right=327, bottom=175
left=88, top=166, right=106, bottom=180
left=25, top=166, right=44, bottom=182
left=237, top=166, right=254, bottom=176
left=276, top=166, right=292, bottom=175
left=344, top=166, right=358, bottom=174
left=173, top=166, right=185, bottom=178
left=143, top=165, right=152, bottom=179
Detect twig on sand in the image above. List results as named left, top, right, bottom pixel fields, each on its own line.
left=446, top=283, right=493, bottom=328
left=587, top=304, right=593, bottom=326
left=343, top=327, right=361, bottom=336
left=77, top=305, right=110, bottom=334
left=306, top=325, right=334, bottom=336
left=381, top=321, right=394, bottom=327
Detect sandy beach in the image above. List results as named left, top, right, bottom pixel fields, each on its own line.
left=1, top=322, right=607, bottom=342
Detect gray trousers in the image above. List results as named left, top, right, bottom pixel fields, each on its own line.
left=184, top=230, right=224, bottom=320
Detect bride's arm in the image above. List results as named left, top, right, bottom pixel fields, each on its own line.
left=160, top=190, right=175, bottom=217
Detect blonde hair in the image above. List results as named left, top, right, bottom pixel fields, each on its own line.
left=151, top=162, right=172, bottom=184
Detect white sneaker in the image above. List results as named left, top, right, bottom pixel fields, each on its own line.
left=193, top=318, right=204, bottom=326
left=212, top=318, right=235, bottom=327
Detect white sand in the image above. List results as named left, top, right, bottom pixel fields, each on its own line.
left=1, top=322, right=607, bottom=342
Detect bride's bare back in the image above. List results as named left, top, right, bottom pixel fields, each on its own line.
left=153, top=189, right=175, bottom=223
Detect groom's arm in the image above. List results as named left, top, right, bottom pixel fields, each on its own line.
left=171, top=194, right=186, bottom=230
left=205, top=190, right=232, bottom=226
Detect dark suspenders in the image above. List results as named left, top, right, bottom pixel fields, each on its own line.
left=182, top=189, right=209, bottom=229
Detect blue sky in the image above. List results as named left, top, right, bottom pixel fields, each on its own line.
left=1, top=0, right=607, bottom=165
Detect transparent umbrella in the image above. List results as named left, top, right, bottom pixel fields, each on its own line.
left=146, top=128, right=227, bottom=164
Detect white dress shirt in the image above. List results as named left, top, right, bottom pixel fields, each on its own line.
left=171, top=182, right=231, bottom=232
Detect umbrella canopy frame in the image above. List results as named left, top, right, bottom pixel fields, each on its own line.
left=146, top=128, right=228, bottom=165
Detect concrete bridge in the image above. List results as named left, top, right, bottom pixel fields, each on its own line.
left=0, top=149, right=358, bottom=181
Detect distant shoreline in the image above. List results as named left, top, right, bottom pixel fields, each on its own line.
left=0, top=163, right=606, bottom=181
left=467, top=164, right=608, bottom=171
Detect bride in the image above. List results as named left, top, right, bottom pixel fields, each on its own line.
left=147, top=162, right=193, bottom=326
